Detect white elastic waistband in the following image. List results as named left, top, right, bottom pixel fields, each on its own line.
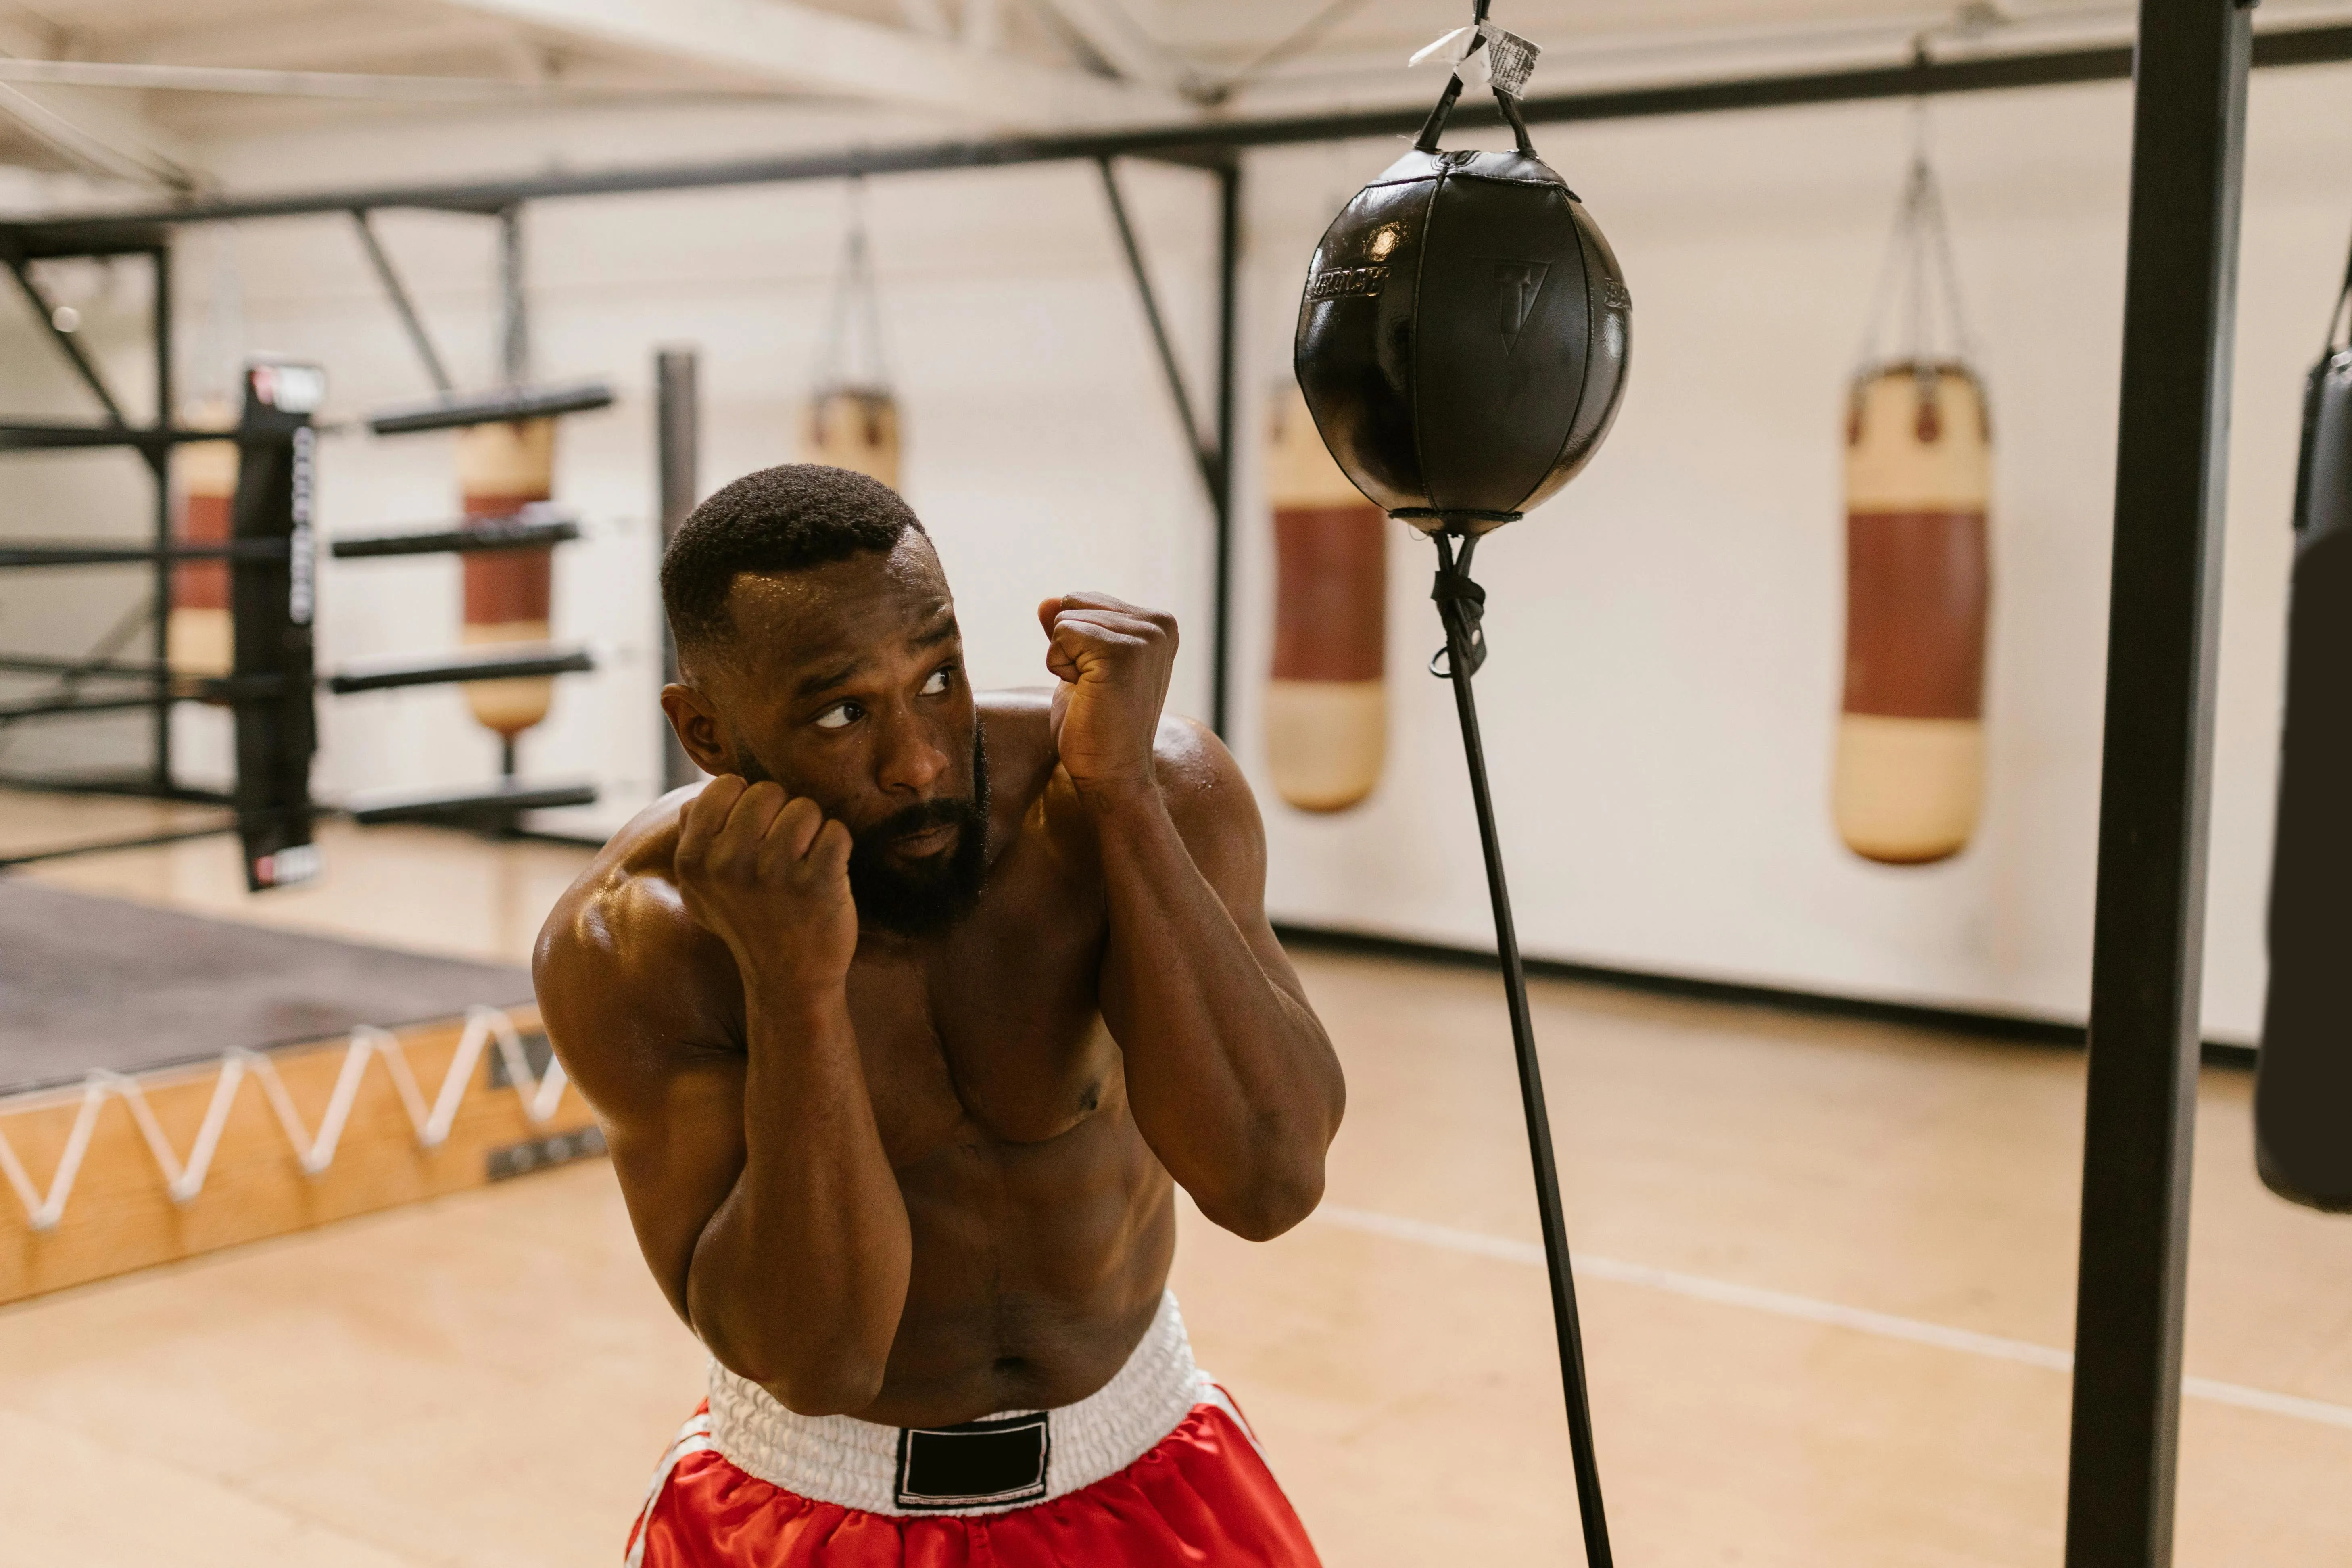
left=705, top=1291, right=1218, bottom=1517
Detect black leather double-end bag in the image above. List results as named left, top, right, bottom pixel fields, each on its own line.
left=1294, top=100, right=1630, bottom=537
left=2256, top=253, right=2352, bottom=1211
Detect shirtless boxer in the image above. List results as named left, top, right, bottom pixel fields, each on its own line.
left=534, top=464, right=1344, bottom=1565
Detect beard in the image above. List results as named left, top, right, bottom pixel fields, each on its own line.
left=733, top=729, right=991, bottom=938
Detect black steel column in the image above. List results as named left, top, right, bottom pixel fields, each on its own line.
left=2064, top=4, right=2253, bottom=1564
left=656, top=345, right=701, bottom=792
left=1209, top=155, right=1241, bottom=741
left=149, top=240, right=175, bottom=793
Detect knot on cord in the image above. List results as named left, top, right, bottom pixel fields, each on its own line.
left=1429, top=553, right=1489, bottom=679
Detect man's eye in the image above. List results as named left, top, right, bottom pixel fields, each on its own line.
left=921, top=667, right=955, bottom=697
left=814, top=702, right=861, bottom=731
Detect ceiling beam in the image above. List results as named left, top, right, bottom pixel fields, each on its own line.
left=0, top=81, right=203, bottom=190
left=129, top=14, right=525, bottom=74
left=13, top=19, right=2352, bottom=241
left=427, top=0, right=1185, bottom=125
left=1026, top=0, right=1204, bottom=95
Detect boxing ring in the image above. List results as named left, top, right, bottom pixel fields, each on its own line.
left=0, top=881, right=600, bottom=1306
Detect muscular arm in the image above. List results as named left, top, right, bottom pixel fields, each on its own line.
left=1091, top=727, right=1346, bottom=1240
left=535, top=786, right=910, bottom=1416
left=1039, top=592, right=1344, bottom=1241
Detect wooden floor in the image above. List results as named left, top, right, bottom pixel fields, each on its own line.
left=4, top=798, right=2349, bottom=1566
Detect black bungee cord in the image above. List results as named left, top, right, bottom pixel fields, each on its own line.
left=1429, top=527, right=1614, bottom=1567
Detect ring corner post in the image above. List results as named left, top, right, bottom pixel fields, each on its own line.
left=2064, top=2, right=2254, bottom=1564
left=150, top=237, right=176, bottom=795
left=1211, top=151, right=1242, bottom=742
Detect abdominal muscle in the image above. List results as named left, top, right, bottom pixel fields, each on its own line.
left=853, top=1101, right=1179, bottom=1430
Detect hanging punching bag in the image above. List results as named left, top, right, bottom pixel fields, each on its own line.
left=168, top=405, right=239, bottom=678
left=804, top=388, right=900, bottom=488
left=457, top=418, right=558, bottom=740
left=803, top=186, right=902, bottom=489
left=2256, top=247, right=2352, bottom=1211
left=1295, top=98, right=1629, bottom=533
left=1835, top=363, right=1992, bottom=863
left=1267, top=383, right=1387, bottom=812
left=1296, top=11, right=1628, bottom=1563
left=1834, top=153, right=1992, bottom=866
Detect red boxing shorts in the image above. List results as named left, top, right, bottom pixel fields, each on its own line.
left=625, top=1292, right=1319, bottom=1567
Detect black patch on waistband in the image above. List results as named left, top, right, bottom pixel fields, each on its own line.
left=894, top=1412, right=1050, bottom=1511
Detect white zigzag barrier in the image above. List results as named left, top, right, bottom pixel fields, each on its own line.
left=0, top=1006, right=568, bottom=1233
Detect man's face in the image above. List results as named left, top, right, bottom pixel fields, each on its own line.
left=669, top=535, right=988, bottom=935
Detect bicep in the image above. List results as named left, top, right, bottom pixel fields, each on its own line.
left=539, top=955, right=746, bottom=1324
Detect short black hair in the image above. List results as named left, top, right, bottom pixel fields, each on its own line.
left=661, top=464, right=925, bottom=655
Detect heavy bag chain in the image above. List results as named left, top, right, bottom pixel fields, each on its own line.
left=1854, top=117, right=1977, bottom=380
left=817, top=177, right=891, bottom=393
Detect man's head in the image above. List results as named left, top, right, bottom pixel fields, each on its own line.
left=660, top=464, right=986, bottom=936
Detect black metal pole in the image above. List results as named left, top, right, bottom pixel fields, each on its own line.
left=1096, top=159, right=1217, bottom=499
left=497, top=203, right=527, bottom=386
left=656, top=345, right=701, bottom=792
left=1209, top=155, right=1240, bottom=741
left=1431, top=533, right=1612, bottom=1566
left=351, top=210, right=455, bottom=396
left=2063, top=3, right=2252, bottom=1565
left=150, top=240, right=175, bottom=793
left=4, top=254, right=129, bottom=425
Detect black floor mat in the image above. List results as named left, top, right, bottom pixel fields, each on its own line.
left=0, top=880, right=533, bottom=1094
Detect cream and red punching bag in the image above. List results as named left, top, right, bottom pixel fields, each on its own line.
left=1266, top=384, right=1386, bottom=811
left=804, top=388, right=899, bottom=488
left=1835, top=364, right=1991, bottom=862
left=168, top=403, right=238, bottom=678
left=457, top=418, right=558, bottom=741
left=2255, top=246, right=2352, bottom=1211
left=803, top=188, right=901, bottom=489
left=1834, top=153, right=1991, bottom=866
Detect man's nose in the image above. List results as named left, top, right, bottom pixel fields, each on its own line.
left=875, top=714, right=952, bottom=797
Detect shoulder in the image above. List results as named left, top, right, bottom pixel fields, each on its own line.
left=1150, top=714, right=1267, bottom=890
left=533, top=789, right=735, bottom=1083
left=1151, top=714, right=1256, bottom=825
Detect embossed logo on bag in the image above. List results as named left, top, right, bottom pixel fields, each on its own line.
left=1308, top=265, right=1388, bottom=301
left=1491, top=260, right=1551, bottom=352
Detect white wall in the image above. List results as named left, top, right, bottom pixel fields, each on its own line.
left=1244, top=68, right=2350, bottom=1042
left=6, top=65, right=2347, bottom=1039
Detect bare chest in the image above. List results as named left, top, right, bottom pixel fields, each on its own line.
left=845, top=869, right=1114, bottom=1161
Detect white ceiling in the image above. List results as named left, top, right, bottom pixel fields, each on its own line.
left=1, top=0, right=2348, bottom=189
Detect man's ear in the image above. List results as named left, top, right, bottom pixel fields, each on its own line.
left=661, top=683, right=733, bottom=779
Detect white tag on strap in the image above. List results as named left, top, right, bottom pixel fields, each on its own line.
left=1409, top=21, right=1540, bottom=100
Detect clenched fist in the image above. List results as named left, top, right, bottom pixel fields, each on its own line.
left=674, top=777, right=857, bottom=990
left=1038, top=593, right=1177, bottom=808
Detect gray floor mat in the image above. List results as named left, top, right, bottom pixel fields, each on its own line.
left=0, top=879, right=533, bottom=1094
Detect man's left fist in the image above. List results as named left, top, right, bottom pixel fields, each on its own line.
left=1038, top=592, right=1178, bottom=807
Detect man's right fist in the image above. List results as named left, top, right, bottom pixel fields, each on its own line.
left=674, top=777, right=857, bottom=988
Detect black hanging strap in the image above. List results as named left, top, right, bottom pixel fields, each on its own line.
left=2327, top=232, right=2352, bottom=353
left=1427, top=530, right=1615, bottom=1568
left=2293, top=230, right=2352, bottom=531
left=1410, top=0, right=1538, bottom=161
